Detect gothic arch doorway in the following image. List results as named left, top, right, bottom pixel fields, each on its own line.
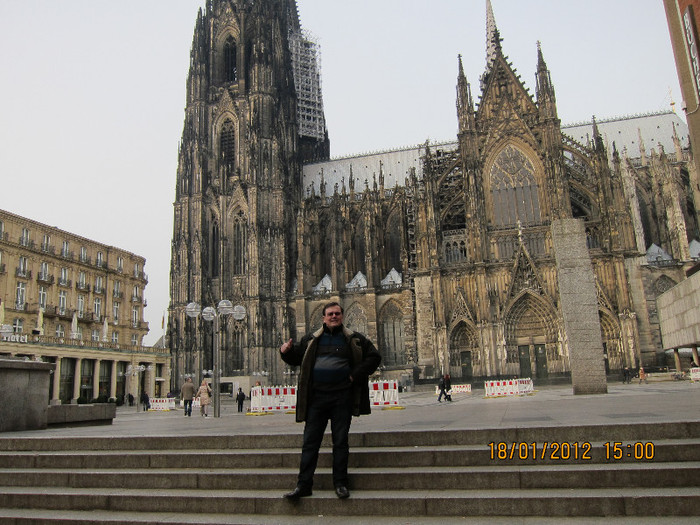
left=504, top=292, right=557, bottom=379
left=599, top=310, right=623, bottom=373
left=449, top=321, right=479, bottom=381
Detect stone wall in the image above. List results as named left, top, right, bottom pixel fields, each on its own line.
left=551, top=219, right=608, bottom=395
left=0, top=358, right=53, bottom=432
left=657, top=268, right=700, bottom=349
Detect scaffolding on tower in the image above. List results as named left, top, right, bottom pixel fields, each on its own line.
left=289, top=28, right=326, bottom=141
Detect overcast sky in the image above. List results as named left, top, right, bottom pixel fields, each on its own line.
left=0, top=1, right=681, bottom=345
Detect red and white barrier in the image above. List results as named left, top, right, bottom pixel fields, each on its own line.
left=369, top=380, right=400, bottom=406
left=484, top=378, right=534, bottom=397
left=249, top=386, right=296, bottom=413
left=434, top=384, right=472, bottom=395
left=691, top=367, right=700, bottom=382
left=149, top=398, right=177, bottom=411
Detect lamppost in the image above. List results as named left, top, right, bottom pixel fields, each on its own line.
left=186, top=300, right=234, bottom=418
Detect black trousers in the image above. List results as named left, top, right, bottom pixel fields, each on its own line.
left=183, top=399, right=193, bottom=416
left=297, top=388, right=353, bottom=489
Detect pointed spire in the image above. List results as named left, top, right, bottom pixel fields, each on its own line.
left=592, top=116, right=605, bottom=153
left=457, top=55, right=475, bottom=133
left=485, top=0, right=499, bottom=70
left=535, top=41, right=557, bottom=119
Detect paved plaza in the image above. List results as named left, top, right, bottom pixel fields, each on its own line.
left=5, top=380, right=700, bottom=439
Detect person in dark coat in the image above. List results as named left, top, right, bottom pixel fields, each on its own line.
left=280, top=301, right=381, bottom=501
left=140, top=391, right=150, bottom=411
left=235, top=387, right=246, bottom=413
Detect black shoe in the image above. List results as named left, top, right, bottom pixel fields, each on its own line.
left=335, top=486, right=350, bottom=499
left=284, top=486, right=312, bottom=500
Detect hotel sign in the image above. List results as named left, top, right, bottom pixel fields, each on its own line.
left=683, top=5, right=700, bottom=99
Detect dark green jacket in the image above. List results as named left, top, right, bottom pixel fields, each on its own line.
left=280, top=325, right=381, bottom=423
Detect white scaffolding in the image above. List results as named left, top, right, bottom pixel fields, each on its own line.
left=289, top=29, right=326, bottom=141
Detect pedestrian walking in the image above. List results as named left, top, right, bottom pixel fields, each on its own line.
left=280, top=301, right=381, bottom=500
left=196, top=380, right=213, bottom=417
left=638, top=367, right=648, bottom=384
left=236, top=387, right=246, bottom=413
left=140, top=391, right=150, bottom=411
left=181, top=377, right=196, bottom=417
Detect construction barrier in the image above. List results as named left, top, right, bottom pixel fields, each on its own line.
left=249, top=386, right=296, bottom=413
left=691, top=367, right=700, bottom=382
left=434, top=384, right=472, bottom=395
left=149, top=398, right=177, bottom=411
left=484, top=378, right=534, bottom=398
left=369, top=380, right=400, bottom=406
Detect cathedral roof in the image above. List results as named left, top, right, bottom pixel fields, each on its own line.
left=561, top=110, right=689, bottom=158
left=302, top=111, right=689, bottom=195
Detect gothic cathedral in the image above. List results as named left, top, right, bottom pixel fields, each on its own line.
left=168, top=0, right=699, bottom=390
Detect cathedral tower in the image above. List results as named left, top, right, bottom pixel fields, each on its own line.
left=168, top=0, right=328, bottom=388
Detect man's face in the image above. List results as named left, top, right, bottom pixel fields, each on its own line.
left=323, top=306, right=343, bottom=328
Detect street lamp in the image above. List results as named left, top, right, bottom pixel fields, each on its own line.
left=186, top=300, right=234, bottom=418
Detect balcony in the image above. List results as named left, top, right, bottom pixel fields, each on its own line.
left=37, top=273, right=55, bottom=285
left=58, top=278, right=72, bottom=288
left=13, top=302, right=26, bottom=311
left=94, top=286, right=105, bottom=295
left=61, top=250, right=74, bottom=260
left=131, top=295, right=142, bottom=303
left=76, top=282, right=90, bottom=292
left=19, top=238, right=34, bottom=249
left=40, top=243, right=55, bottom=254
left=15, top=268, right=32, bottom=279
left=113, top=291, right=123, bottom=299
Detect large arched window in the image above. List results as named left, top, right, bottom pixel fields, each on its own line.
left=384, top=212, right=403, bottom=273
left=210, top=220, right=220, bottom=277
left=220, top=119, right=236, bottom=176
left=490, top=145, right=541, bottom=227
left=223, top=36, right=237, bottom=83
left=352, top=218, right=366, bottom=277
left=232, top=212, right=247, bottom=275
left=379, top=302, right=405, bottom=366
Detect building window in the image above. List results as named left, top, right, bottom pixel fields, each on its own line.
left=131, top=334, right=138, bottom=346
left=223, top=36, right=237, bottom=82
left=42, top=234, right=51, bottom=252
left=133, top=262, right=140, bottom=278
left=12, top=318, right=23, bottom=333
left=80, top=246, right=88, bottom=263
left=113, top=302, right=120, bottom=323
left=20, top=228, right=30, bottom=247
left=58, top=290, right=67, bottom=315
left=75, top=326, right=83, bottom=340
left=39, top=261, right=49, bottom=281
left=132, top=285, right=140, bottom=302
left=94, top=297, right=102, bottom=319
left=56, top=324, right=65, bottom=338
left=233, top=215, right=247, bottom=275
left=132, top=306, right=139, bottom=328
left=111, top=331, right=119, bottom=344
left=17, top=256, right=28, bottom=278
left=15, top=281, right=26, bottom=309
left=39, top=286, right=47, bottom=309
left=220, top=119, right=236, bottom=175
left=91, top=329, right=99, bottom=342
left=61, top=240, right=70, bottom=257
left=0, top=220, right=4, bottom=238
left=96, top=251, right=103, bottom=267
left=113, top=280, right=121, bottom=298
left=117, top=256, right=123, bottom=272
left=77, top=294, right=85, bottom=318
left=490, top=145, right=541, bottom=228
left=95, top=276, right=104, bottom=294
left=59, top=267, right=69, bottom=286
left=78, top=271, right=86, bottom=289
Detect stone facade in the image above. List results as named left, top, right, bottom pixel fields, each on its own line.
left=168, top=0, right=700, bottom=390
left=0, top=208, right=168, bottom=404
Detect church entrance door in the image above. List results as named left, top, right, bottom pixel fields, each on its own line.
left=460, top=351, right=472, bottom=381
left=534, top=344, right=548, bottom=379
left=518, top=345, right=532, bottom=378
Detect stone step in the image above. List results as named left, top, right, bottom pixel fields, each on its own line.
left=0, top=486, right=698, bottom=517
left=1, top=421, right=698, bottom=451
left=1, top=509, right=698, bottom=525
left=1, top=439, right=697, bottom=469
left=0, top=463, right=699, bottom=490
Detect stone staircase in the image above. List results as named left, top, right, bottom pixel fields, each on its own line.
left=0, top=421, right=698, bottom=524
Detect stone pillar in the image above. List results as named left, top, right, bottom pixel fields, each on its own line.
left=551, top=219, right=608, bottom=395
left=110, top=360, right=118, bottom=400
left=51, top=357, right=61, bottom=405
left=692, top=346, right=699, bottom=367
left=93, top=359, right=101, bottom=400
left=72, top=358, right=82, bottom=403
left=673, top=348, right=682, bottom=371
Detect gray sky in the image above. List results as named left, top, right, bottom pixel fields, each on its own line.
left=0, top=1, right=681, bottom=345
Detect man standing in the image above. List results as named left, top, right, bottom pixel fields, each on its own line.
left=280, top=302, right=381, bottom=500
left=181, top=377, right=196, bottom=417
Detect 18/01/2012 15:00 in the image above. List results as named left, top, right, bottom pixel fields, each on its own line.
left=488, top=441, right=656, bottom=461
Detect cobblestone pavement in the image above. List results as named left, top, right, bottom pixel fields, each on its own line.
left=4, top=380, right=699, bottom=438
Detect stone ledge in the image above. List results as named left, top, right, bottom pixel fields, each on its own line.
left=47, top=404, right=116, bottom=427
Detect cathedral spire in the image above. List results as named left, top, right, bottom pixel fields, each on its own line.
left=481, top=0, right=503, bottom=91
left=535, top=41, right=557, bottom=120
left=457, top=55, right=475, bottom=133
